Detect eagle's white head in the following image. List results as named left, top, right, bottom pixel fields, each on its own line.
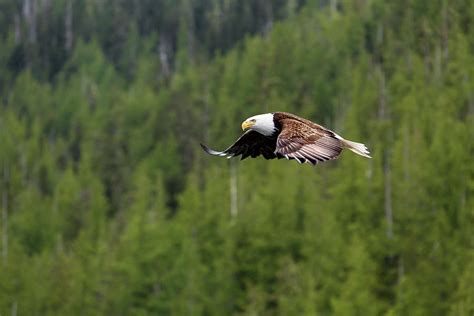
left=241, top=113, right=276, bottom=136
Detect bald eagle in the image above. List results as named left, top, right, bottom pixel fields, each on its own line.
left=201, top=112, right=371, bottom=165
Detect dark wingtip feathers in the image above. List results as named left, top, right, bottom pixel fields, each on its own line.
left=200, top=143, right=211, bottom=154
left=200, top=143, right=219, bottom=156
left=200, top=143, right=229, bottom=157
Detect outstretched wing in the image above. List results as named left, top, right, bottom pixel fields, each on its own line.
left=275, top=118, right=344, bottom=165
left=201, top=130, right=279, bottom=160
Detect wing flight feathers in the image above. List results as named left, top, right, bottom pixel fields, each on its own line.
left=200, top=130, right=278, bottom=160
left=275, top=118, right=344, bottom=165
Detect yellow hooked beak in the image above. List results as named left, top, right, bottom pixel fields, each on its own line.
left=241, top=120, right=255, bottom=131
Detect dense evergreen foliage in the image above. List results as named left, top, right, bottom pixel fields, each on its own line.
left=1, top=0, right=473, bottom=315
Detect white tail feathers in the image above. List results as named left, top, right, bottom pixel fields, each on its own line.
left=342, top=139, right=372, bottom=158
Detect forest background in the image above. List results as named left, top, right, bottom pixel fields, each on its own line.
left=0, top=0, right=473, bottom=315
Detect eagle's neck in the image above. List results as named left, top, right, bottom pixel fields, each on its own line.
left=253, top=113, right=277, bottom=136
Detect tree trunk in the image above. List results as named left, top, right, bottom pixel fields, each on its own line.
left=403, top=125, right=410, bottom=182
left=20, top=147, right=28, bottom=186
left=2, top=165, right=9, bottom=265
left=377, top=65, right=394, bottom=239
left=159, top=35, right=171, bottom=78
left=466, top=74, right=473, bottom=117
left=11, top=300, right=17, bottom=316
left=441, top=1, right=449, bottom=61
left=384, top=154, right=393, bottom=239
left=65, top=0, right=73, bottom=52
left=330, top=0, right=338, bottom=17
left=184, top=0, right=195, bottom=63
left=14, top=14, right=21, bottom=44
left=23, top=0, right=37, bottom=44
left=262, top=0, right=274, bottom=34
left=230, top=160, right=238, bottom=219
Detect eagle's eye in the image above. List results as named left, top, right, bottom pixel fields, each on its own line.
left=250, top=119, right=256, bottom=123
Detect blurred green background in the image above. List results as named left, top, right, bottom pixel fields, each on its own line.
left=0, top=0, right=473, bottom=315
